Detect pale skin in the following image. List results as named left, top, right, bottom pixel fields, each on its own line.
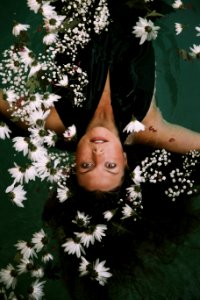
left=1, top=73, right=200, bottom=191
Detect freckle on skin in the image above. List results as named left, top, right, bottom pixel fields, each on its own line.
left=169, top=138, right=175, bottom=142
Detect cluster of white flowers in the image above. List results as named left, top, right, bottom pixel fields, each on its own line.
left=0, top=229, right=53, bottom=299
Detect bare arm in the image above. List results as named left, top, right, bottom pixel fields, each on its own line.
left=126, top=96, right=200, bottom=153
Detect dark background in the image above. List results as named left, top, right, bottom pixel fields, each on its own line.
left=0, top=0, right=200, bottom=299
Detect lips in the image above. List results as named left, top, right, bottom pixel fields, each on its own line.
left=90, top=137, right=108, bottom=143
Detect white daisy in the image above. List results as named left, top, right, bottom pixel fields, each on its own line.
left=44, top=130, right=57, bottom=147
left=29, top=63, right=42, bottom=77
left=189, top=44, right=200, bottom=58
left=31, top=267, right=44, bottom=279
left=44, top=14, right=66, bottom=31
left=41, top=253, right=53, bottom=263
left=103, top=210, right=114, bottom=221
left=28, top=280, right=46, bottom=300
left=19, top=46, right=34, bottom=66
left=41, top=2, right=56, bottom=18
left=15, top=240, right=37, bottom=259
left=132, top=166, right=145, bottom=185
left=92, top=224, right=107, bottom=243
left=123, top=118, right=145, bottom=134
left=31, top=229, right=47, bottom=253
left=93, top=259, right=112, bottom=286
left=133, top=17, right=160, bottom=45
left=57, top=185, right=70, bottom=203
left=12, top=23, right=30, bottom=36
left=121, top=204, right=134, bottom=219
left=28, top=144, right=48, bottom=162
left=56, top=75, right=69, bottom=87
left=12, top=136, right=29, bottom=156
left=72, top=211, right=91, bottom=227
left=175, top=23, right=184, bottom=35
left=27, top=0, right=41, bottom=13
left=62, top=238, right=85, bottom=258
left=24, top=165, right=37, bottom=183
left=126, top=185, right=142, bottom=201
left=4, top=89, right=17, bottom=103
left=28, top=109, right=50, bottom=127
left=172, top=0, right=184, bottom=9
left=43, top=32, right=58, bottom=45
left=79, top=257, right=90, bottom=276
left=8, top=163, right=25, bottom=184
left=75, top=232, right=95, bottom=248
left=195, top=25, right=200, bottom=36
left=0, top=264, right=17, bottom=289
left=0, top=122, right=11, bottom=139
left=17, top=258, right=34, bottom=275
left=42, top=93, right=61, bottom=109
left=63, top=124, right=76, bottom=140
left=7, top=184, right=27, bottom=207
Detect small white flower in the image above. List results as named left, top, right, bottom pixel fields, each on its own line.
left=62, top=238, right=85, bottom=258
left=94, top=259, right=112, bottom=286
left=12, top=136, right=29, bottom=156
left=4, top=89, right=17, bottom=103
left=17, top=258, right=34, bottom=275
left=6, top=184, right=27, bottom=207
left=41, top=253, right=53, bottom=263
left=31, top=267, right=44, bottom=279
left=126, top=185, right=142, bottom=201
left=8, top=163, right=25, bottom=184
left=41, top=2, right=56, bottom=18
left=31, top=229, right=47, bottom=252
left=75, top=232, right=95, bottom=248
left=63, top=124, right=76, bottom=140
left=28, top=109, right=50, bottom=127
left=189, top=44, right=200, bottom=58
left=27, top=0, right=41, bottom=13
left=195, top=25, right=200, bottom=36
left=123, top=118, right=145, bottom=134
left=56, top=75, right=69, bottom=87
left=79, top=257, right=90, bottom=276
left=92, top=224, right=107, bottom=243
left=57, top=185, right=70, bottom=203
left=175, top=23, right=184, bottom=35
left=132, top=166, right=145, bottom=185
left=12, top=23, right=30, bottom=36
left=43, top=32, right=58, bottom=45
left=29, top=63, right=42, bottom=77
left=172, top=0, right=184, bottom=9
left=15, top=240, right=37, bottom=259
left=42, top=93, right=61, bottom=109
left=24, top=165, right=37, bottom=183
left=122, top=204, right=134, bottom=219
left=0, top=264, right=17, bottom=289
left=28, top=280, right=46, bottom=300
left=103, top=210, right=114, bottom=221
left=133, top=17, right=160, bottom=45
left=0, top=122, right=11, bottom=139
left=44, top=15, right=66, bottom=31
left=19, top=46, right=34, bottom=66
left=44, top=130, right=57, bottom=147
left=72, top=211, right=91, bottom=227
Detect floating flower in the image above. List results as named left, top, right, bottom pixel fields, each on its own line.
left=123, top=117, right=145, bottom=134
left=172, top=0, right=184, bottom=9
left=27, top=0, right=41, bottom=13
left=62, top=238, right=85, bottom=258
left=17, top=258, right=34, bottom=275
left=31, top=229, right=48, bottom=252
left=0, top=122, right=11, bottom=139
left=28, top=280, right=46, bottom=300
left=175, top=23, right=184, bottom=35
left=12, top=23, right=30, bottom=36
left=79, top=257, right=90, bottom=276
left=6, top=184, right=27, bottom=207
left=41, top=253, right=53, bottom=263
left=195, top=25, right=200, bottom=37
left=43, top=32, right=58, bottom=45
left=121, top=204, right=134, bottom=219
left=93, top=259, right=112, bottom=286
left=15, top=240, right=37, bottom=259
left=0, top=264, right=18, bottom=289
left=76, top=224, right=107, bottom=247
left=72, top=211, right=91, bottom=227
left=126, top=185, right=142, bottom=201
left=189, top=44, right=200, bottom=58
left=131, top=166, right=145, bottom=185
left=132, top=17, right=160, bottom=45
left=57, top=185, right=70, bottom=202
left=103, top=210, right=115, bottom=221
left=12, top=137, right=29, bottom=156
left=63, top=124, right=76, bottom=140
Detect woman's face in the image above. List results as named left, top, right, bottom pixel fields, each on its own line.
left=75, top=127, right=127, bottom=191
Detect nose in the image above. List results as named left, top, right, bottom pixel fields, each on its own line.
left=92, top=145, right=104, bottom=155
